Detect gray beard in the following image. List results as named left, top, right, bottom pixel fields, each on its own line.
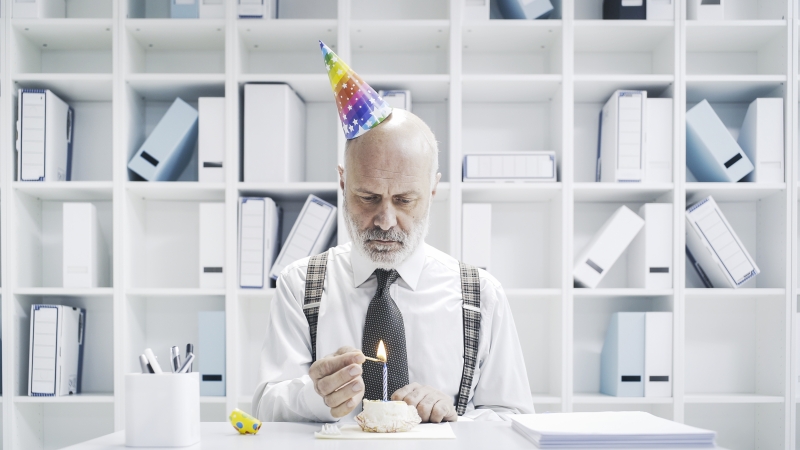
left=344, top=195, right=430, bottom=269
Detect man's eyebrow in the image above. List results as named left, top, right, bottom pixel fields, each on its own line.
left=393, top=190, right=421, bottom=197
left=353, top=188, right=380, bottom=195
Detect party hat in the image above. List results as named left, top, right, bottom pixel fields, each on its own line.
left=320, top=40, right=392, bottom=140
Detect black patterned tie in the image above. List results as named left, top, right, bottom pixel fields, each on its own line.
left=362, top=269, right=409, bottom=401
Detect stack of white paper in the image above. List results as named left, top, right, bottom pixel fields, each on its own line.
left=509, top=411, right=715, bottom=448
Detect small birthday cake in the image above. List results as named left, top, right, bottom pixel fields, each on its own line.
left=355, top=400, right=422, bottom=433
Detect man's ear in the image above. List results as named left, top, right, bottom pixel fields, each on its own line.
left=431, top=172, right=442, bottom=198
left=338, top=164, right=345, bottom=191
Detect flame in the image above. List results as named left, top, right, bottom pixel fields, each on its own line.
left=376, top=340, right=387, bottom=362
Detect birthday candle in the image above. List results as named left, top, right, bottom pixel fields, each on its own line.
left=382, top=363, right=388, bottom=402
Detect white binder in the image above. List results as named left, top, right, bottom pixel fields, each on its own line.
left=239, top=197, right=281, bottom=289
left=198, top=97, right=225, bottom=183
left=199, top=0, right=225, bottom=18
left=13, top=0, right=65, bottom=18
left=644, top=312, right=672, bottom=398
left=685, top=196, right=759, bottom=288
left=17, top=89, right=74, bottom=182
left=243, top=84, right=305, bottom=182
left=198, top=311, right=226, bottom=396
left=238, top=0, right=277, bottom=18
left=29, top=305, right=85, bottom=396
left=737, top=98, right=784, bottom=183
left=63, top=203, right=109, bottom=288
left=688, top=0, right=723, bottom=20
left=686, top=100, right=753, bottom=182
left=199, top=203, right=226, bottom=289
left=628, top=203, right=672, bottom=289
left=463, top=152, right=557, bottom=182
left=646, top=0, right=674, bottom=20
left=574, top=206, right=644, bottom=289
left=462, top=204, right=492, bottom=272
left=378, top=90, right=412, bottom=112
left=598, top=90, right=646, bottom=183
left=645, top=98, right=672, bottom=183
left=600, top=312, right=645, bottom=397
left=269, top=195, right=337, bottom=280
left=464, top=0, right=490, bottom=20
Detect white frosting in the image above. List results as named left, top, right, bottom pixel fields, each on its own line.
left=356, top=400, right=421, bottom=433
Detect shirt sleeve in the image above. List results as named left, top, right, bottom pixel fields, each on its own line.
left=469, top=279, right=536, bottom=417
left=251, top=267, right=337, bottom=423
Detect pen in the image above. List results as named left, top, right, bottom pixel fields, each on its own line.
left=170, top=346, right=182, bottom=373
left=177, top=353, right=195, bottom=374
left=139, top=354, right=154, bottom=374
left=185, top=344, right=194, bottom=372
left=144, top=348, right=163, bottom=374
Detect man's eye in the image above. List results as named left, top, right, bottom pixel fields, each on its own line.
left=360, top=196, right=377, bottom=202
left=396, top=198, right=412, bottom=204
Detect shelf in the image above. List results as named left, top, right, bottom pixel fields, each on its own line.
left=237, top=289, right=275, bottom=299
left=237, top=182, right=337, bottom=201
left=12, top=19, right=113, bottom=50
left=685, top=76, right=787, bottom=102
left=686, top=21, right=786, bottom=53
left=126, top=182, right=226, bottom=201
left=573, top=75, right=675, bottom=102
left=573, top=183, right=673, bottom=202
left=574, top=21, right=674, bottom=53
left=350, top=20, right=450, bottom=51
left=126, top=19, right=226, bottom=51
left=685, top=183, right=786, bottom=202
left=504, top=288, right=562, bottom=297
left=12, top=73, right=113, bottom=101
left=357, top=74, right=450, bottom=102
left=125, top=74, right=226, bottom=100
left=462, top=20, right=562, bottom=52
left=573, top=393, right=674, bottom=404
left=462, top=74, right=562, bottom=102
left=237, top=73, right=332, bottom=102
left=200, top=396, right=226, bottom=404
left=13, top=288, right=114, bottom=297
left=126, top=288, right=227, bottom=297
left=461, top=183, right=561, bottom=203
left=13, top=394, right=114, bottom=404
left=573, top=289, right=674, bottom=298
left=13, top=181, right=114, bottom=201
left=685, top=288, right=786, bottom=298
left=685, top=394, right=785, bottom=404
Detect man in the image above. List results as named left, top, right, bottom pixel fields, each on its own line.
left=251, top=42, right=534, bottom=423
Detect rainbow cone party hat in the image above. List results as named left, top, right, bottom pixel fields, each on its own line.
left=320, top=40, right=392, bottom=140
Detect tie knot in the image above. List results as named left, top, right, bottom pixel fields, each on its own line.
left=375, top=269, right=400, bottom=290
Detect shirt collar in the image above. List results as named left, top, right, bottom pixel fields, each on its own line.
left=350, top=241, right=427, bottom=291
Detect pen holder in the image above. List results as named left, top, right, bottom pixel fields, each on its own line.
left=125, top=373, right=201, bottom=447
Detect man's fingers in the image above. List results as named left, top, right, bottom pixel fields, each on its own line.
left=416, top=392, right=438, bottom=422
left=402, top=385, right=429, bottom=408
left=317, top=364, right=362, bottom=396
left=310, top=351, right=365, bottom=383
left=334, top=346, right=360, bottom=356
left=330, top=389, right=364, bottom=418
left=391, top=382, right=420, bottom=402
left=429, top=399, right=448, bottom=423
left=324, top=376, right=364, bottom=409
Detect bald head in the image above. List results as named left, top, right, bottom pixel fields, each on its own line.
left=343, top=109, right=439, bottom=186
left=338, top=109, right=441, bottom=268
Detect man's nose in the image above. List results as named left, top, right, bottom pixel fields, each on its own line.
left=374, top=201, right=398, bottom=231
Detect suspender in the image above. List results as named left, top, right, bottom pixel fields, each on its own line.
left=302, top=253, right=481, bottom=416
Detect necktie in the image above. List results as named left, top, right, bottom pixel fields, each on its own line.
left=362, top=269, right=409, bottom=401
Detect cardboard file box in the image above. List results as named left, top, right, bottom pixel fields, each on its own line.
left=125, top=373, right=201, bottom=447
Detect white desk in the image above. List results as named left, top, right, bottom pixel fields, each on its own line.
left=62, top=421, right=537, bottom=450
left=62, top=421, right=725, bottom=450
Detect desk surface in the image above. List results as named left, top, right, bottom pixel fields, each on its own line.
left=63, top=421, right=537, bottom=450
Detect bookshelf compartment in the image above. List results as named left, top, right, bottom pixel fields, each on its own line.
left=685, top=294, right=785, bottom=398
left=574, top=23, right=675, bottom=75
left=14, top=403, right=114, bottom=450
left=350, top=0, right=449, bottom=20
left=238, top=20, right=338, bottom=74
left=462, top=23, right=563, bottom=75
left=685, top=403, right=784, bottom=450
left=11, top=21, right=113, bottom=74
left=124, top=21, right=226, bottom=74
left=509, top=293, right=562, bottom=399
left=572, top=295, right=673, bottom=397
left=684, top=0, right=787, bottom=20
left=350, top=22, right=450, bottom=75
left=687, top=24, right=787, bottom=75
left=13, top=194, right=113, bottom=289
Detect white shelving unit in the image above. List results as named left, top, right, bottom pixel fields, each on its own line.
left=0, top=0, right=799, bottom=449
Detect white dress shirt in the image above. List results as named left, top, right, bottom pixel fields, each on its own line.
left=252, top=241, right=534, bottom=422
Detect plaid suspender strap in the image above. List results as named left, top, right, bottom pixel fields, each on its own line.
left=456, top=262, right=481, bottom=416
left=303, top=251, right=329, bottom=363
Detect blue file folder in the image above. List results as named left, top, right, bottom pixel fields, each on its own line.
left=496, top=0, right=553, bottom=19
left=171, top=0, right=199, bottom=18
left=600, top=312, right=645, bottom=397
left=686, top=100, right=754, bottom=182
left=128, top=98, right=198, bottom=181
left=198, top=311, right=226, bottom=396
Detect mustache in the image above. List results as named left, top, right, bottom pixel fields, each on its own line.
left=361, top=227, right=407, bottom=244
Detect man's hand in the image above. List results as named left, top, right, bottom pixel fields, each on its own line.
left=391, top=382, right=458, bottom=423
left=309, top=346, right=366, bottom=418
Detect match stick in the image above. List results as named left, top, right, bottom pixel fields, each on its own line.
left=364, top=356, right=385, bottom=363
